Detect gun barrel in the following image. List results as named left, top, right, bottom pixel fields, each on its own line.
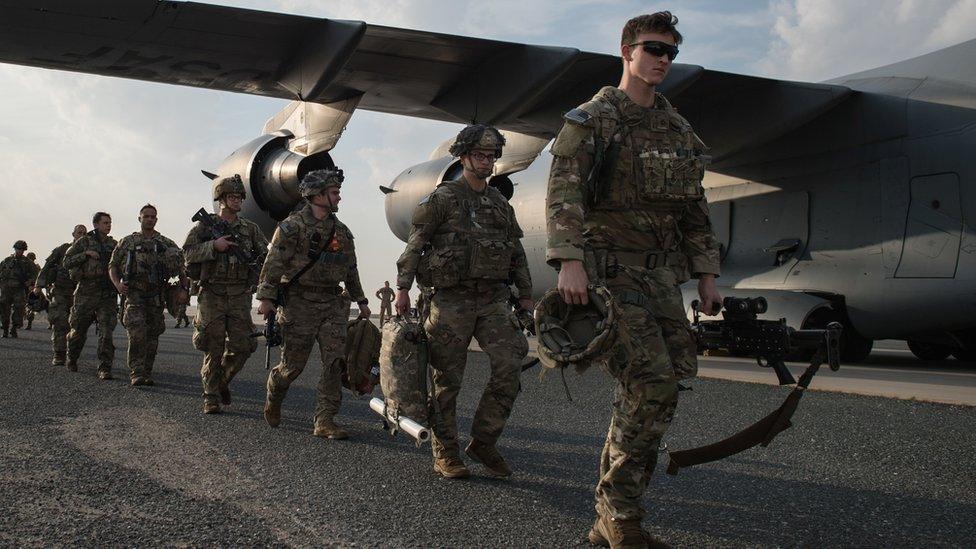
left=369, top=398, right=430, bottom=444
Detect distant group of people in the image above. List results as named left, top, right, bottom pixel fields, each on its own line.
left=0, top=12, right=729, bottom=547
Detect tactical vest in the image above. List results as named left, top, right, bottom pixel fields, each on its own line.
left=49, top=243, right=74, bottom=292
left=70, top=233, right=115, bottom=282
left=285, top=215, right=352, bottom=288
left=0, top=257, right=30, bottom=287
left=416, top=180, right=515, bottom=289
left=568, top=89, right=709, bottom=267
left=197, top=218, right=259, bottom=286
left=123, top=234, right=176, bottom=292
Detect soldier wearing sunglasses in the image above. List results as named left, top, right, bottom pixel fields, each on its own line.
left=546, top=11, right=722, bottom=548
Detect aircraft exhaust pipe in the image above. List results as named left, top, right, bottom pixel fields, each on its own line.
left=369, top=397, right=430, bottom=444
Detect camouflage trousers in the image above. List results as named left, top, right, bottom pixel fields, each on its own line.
left=379, top=301, right=393, bottom=325
left=266, top=291, right=348, bottom=426
left=121, top=290, right=166, bottom=380
left=67, top=284, right=118, bottom=372
left=0, top=285, right=26, bottom=330
left=425, top=283, right=528, bottom=459
left=594, top=267, right=695, bottom=521
left=48, top=290, right=75, bottom=356
left=193, top=287, right=256, bottom=405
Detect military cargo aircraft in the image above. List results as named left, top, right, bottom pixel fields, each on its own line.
left=2, top=1, right=974, bottom=362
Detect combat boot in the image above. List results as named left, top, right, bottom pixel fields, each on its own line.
left=465, top=440, right=512, bottom=478
left=143, top=376, right=155, bottom=387
left=220, top=384, right=232, bottom=406
left=203, top=401, right=221, bottom=414
left=66, top=358, right=78, bottom=372
left=52, top=352, right=66, bottom=366
left=587, top=514, right=669, bottom=549
left=264, top=397, right=281, bottom=427
left=130, top=377, right=147, bottom=387
left=9, top=327, right=17, bottom=338
left=313, top=418, right=349, bottom=440
left=97, top=370, right=113, bottom=381
left=2, top=325, right=7, bottom=338
left=433, top=456, right=471, bottom=479
left=26, top=320, right=32, bottom=330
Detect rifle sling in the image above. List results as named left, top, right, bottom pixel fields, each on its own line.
left=279, top=217, right=338, bottom=303
left=665, top=352, right=825, bottom=475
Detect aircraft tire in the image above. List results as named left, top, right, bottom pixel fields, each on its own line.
left=840, top=333, right=873, bottom=363
left=907, top=340, right=952, bottom=361
left=951, top=348, right=976, bottom=363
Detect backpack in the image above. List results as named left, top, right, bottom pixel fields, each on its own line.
left=379, top=316, right=431, bottom=426
left=344, top=318, right=381, bottom=395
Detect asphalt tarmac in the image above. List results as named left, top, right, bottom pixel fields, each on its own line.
left=1, top=320, right=974, bottom=547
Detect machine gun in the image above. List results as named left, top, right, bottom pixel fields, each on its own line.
left=666, top=296, right=842, bottom=476
left=191, top=208, right=254, bottom=266
left=690, top=296, right=841, bottom=385
left=251, top=307, right=282, bottom=370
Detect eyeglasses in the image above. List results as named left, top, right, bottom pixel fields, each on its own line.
left=469, top=151, right=497, bottom=163
left=629, top=40, right=679, bottom=62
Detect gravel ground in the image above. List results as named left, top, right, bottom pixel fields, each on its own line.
left=1, top=321, right=974, bottom=547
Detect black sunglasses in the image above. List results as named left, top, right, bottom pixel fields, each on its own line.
left=629, top=40, right=679, bottom=62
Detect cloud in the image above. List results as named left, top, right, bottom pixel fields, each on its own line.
left=756, top=0, right=976, bottom=81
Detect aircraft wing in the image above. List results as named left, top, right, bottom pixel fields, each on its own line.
left=0, top=0, right=851, bottom=157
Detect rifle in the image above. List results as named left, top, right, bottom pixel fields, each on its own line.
left=251, top=296, right=283, bottom=370
left=690, top=296, right=841, bottom=385
left=666, top=296, right=842, bottom=475
left=122, top=248, right=135, bottom=287
left=508, top=292, right=536, bottom=337
left=191, top=208, right=254, bottom=266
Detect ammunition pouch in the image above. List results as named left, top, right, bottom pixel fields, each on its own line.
left=468, top=239, right=513, bottom=280
left=417, top=249, right=460, bottom=289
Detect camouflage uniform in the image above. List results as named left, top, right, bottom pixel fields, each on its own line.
left=23, top=255, right=40, bottom=329
left=184, top=215, right=267, bottom=407
left=257, top=203, right=366, bottom=428
left=35, top=242, right=77, bottom=362
left=0, top=252, right=38, bottom=336
left=64, top=231, right=119, bottom=374
left=375, top=286, right=395, bottom=324
left=396, top=176, right=532, bottom=461
left=546, top=86, right=720, bottom=520
left=110, top=231, right=182, bottom=382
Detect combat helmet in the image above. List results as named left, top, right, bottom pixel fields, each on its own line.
left=26, top=252, right=36, bottom=261
left=212, top=174, right=246, bottom=201
left=12, top=240, right=27, bottom=251
left=448, top=124, right=505, bottom=157
left=534, top=285, right=619, bottom=371
left=299, top=168, right=344, bottom=199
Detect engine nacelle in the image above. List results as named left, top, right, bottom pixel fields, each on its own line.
left=211, top=130, right=335, bottom=235
left=383, top=156, right=462, bottom=242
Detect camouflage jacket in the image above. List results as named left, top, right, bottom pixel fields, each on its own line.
left=396, top=176, right=532, bottom=294
left=546, top=86, right=720, bottom=282
left=35, top=242, right=74, bottom=295
left=109, top=231, right=183, bottom=293
left=183, top=214, right=268, bottom=292
left=256, top=204, right=366, bottom=304
left=63, top=231, right=118, bottom=288
left=0, top=255, right=39, bottom=290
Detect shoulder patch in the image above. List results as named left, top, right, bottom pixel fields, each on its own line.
left=277, top=220, right=298, bottom=236
left=563, top=108, right=592, bottom=126
left=552, top=121, right=593, bottom=157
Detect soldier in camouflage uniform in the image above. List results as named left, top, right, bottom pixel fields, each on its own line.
left=395, top=125, right=533, bottom=480
left=109, top=204, right=185, bottom=386
left=546, top=13, right=723, bottom=548
left=173, top=303, right=191, bottom=328
left=0, top=240, right=39, bottom=338
left=183, top=175, right=269, bottom=414
left=64, top=212, right=119, bottom=379
left=375, top=281, right=395, bottom=325
left=257, top=168, right=370, bottom=438
left=22, top=252, right=40, bottom=330
left=34, top=225, right=86, bottom=364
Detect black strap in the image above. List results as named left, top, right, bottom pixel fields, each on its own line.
left=665, top=351, right=826, bottom=475
left=278, top=216, right=338, bottom=303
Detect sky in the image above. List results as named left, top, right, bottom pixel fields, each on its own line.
left=1, top=0, right=975, bottom=303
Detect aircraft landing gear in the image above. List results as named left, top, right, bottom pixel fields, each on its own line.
left=907, top=340, right=952, bottom=361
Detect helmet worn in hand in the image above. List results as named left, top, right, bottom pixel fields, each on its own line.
left=534, top=285, right=619, bottom=371
left=448, top=124, right=505, bottom=157
left=299, top=168, right=344, bottom=199
left=212, top=174, right=247, bottom=201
